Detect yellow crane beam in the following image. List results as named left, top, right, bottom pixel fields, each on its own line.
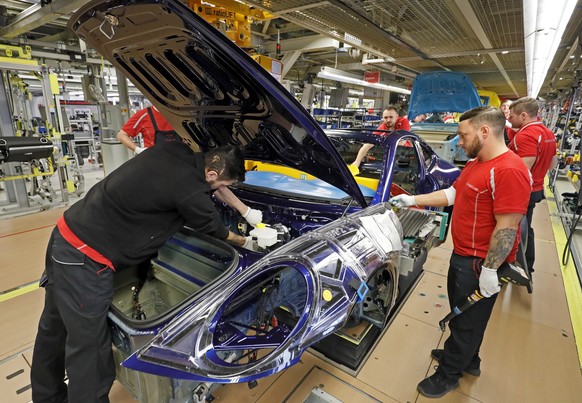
left=188, top=1, right=274, bottom=47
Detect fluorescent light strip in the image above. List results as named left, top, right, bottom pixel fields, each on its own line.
left=317, top=67, right=410, bottom=95
left=524, top=0, right=578, bottom=98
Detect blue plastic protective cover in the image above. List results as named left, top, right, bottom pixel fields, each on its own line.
left=408, top=72, right=482, bottom=120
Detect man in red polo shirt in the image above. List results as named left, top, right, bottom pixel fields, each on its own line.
left=351, top=105, right=410, bottom=168
left=374, top=105, right=410, bottom=133
left=508, top=97, right=557, bottom=275
left=117, top=105, right=176, bottom=154
left=390, top=106, right=531, bottom=398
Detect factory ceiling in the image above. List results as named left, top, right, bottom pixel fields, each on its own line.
left=0, top=0, right=581, bottom=100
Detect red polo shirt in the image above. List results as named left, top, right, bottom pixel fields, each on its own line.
left=451, top=151, right=531, bottom=262
left=121, top=107, right=174, bottom=147
left=373, top=117, right=411, bottom=135
left=508, top=121, right=556, bottom=192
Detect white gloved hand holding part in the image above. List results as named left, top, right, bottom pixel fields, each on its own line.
left=388, top=194, right=417, bottom=208
left=242, top=207, right=263, bottom=226
left=134, top=146, right=147, bottom=155
left=479, top=267, right=501, bottom=297
left=242, top=236, right=258, bottom=251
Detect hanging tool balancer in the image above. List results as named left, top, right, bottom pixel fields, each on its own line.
left=438, top=262, right=531, bottom=331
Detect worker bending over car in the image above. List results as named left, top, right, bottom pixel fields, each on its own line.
left=391, top=106, right=531, bottom=398
left=117, top=106, right=262, bottom=224
left=31, top=138, right=259, bottom=403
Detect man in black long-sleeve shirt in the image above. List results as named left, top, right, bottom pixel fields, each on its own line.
left=31, top=140, right=254, bottom=403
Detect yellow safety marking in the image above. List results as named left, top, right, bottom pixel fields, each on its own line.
left=545, top=180, right=582, bottom=369
left=0, top=281, right=40, bottom=303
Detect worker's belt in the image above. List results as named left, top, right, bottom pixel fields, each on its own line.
left=57, top=216, right=115, bottom=271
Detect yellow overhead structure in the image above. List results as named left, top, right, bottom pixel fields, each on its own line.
left=0, top=44, right=32, bottom=59
left=251, top=54, right=282, bottom=81
left=188, top=0, right=274, bottom=48
left=0, top=44, right=38, bottom=68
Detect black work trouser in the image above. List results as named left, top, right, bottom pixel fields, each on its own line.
left=31, top=227, right=115, bottom=403
left=438, top=253, right=498, bottom=381
left=517, top=190, right=544, bottom=273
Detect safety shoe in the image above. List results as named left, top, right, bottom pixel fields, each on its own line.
left=417, top=370, right=459, bottom=398
left=431, top=349, right=481, bottom=376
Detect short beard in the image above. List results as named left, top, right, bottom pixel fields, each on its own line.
left=465, top=136, right=482, bottom=159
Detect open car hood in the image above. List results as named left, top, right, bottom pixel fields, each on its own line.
left=69, top=0, right=366, bottom=207
left=408, top=72, right=481, bottom=120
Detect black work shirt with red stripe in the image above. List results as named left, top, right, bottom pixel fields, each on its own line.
left=63, top=141, right=229, bottom=269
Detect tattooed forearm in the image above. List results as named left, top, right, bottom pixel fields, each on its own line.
left=483, top=228, right=517, bottom=269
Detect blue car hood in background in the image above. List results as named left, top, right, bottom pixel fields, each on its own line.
left=408, top=72, right=481, bottom=120
left=69, top=0, right=367, bottom=207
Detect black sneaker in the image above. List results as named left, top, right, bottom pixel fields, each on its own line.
left=431, top=349, right=481, bottom=376
left=417, top=371, right=459, bottom=398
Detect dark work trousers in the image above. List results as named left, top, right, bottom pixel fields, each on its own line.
left=517, top=190, right=544, bottom=273
left=31, top=228, right=115, bottom=403
left=437, top=253, right=498, bottom=381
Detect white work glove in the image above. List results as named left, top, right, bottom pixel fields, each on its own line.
left=242, top=236, right=258, bottom=251
left=242, top=207, right=263, bottom=226
left=388, top=194, right=417, bottom=208
left=479, top=267, right=501, bottom=297
left=134, top=146, right=147, bottom=155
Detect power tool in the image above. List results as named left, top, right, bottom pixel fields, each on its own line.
left=438, top=262, right=531, bottom=331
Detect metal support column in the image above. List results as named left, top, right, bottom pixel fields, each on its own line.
left=116, top=68, right=130, bottom=122
left=38, top=67, right=68, bottom=203
left=0, top=71, right=29, bottom=208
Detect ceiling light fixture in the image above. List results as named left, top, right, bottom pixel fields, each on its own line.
left=523, top=0, right=578, bottom=98
left=317, top=67, right=410, bottom=95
